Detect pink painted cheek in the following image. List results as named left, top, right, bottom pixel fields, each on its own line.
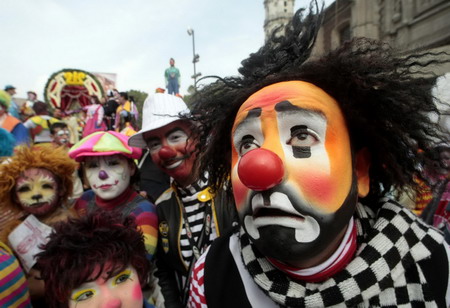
left=131, top=283, right=143, bottom=301
left=292, top=171, right=340, bottom=211
left=103, top=298, right=121, bottom=308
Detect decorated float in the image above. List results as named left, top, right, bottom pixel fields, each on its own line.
left=44, top=68, right=104, bottom=112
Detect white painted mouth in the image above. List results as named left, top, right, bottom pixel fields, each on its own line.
left=244, top=192, right=320, bottom=243
left=165, top=159, right=183, bottom=169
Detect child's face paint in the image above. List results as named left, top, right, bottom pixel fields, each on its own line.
left=69, top=265, right=142, bottom=308
left=15, top=168, right=60, bottom=216
left=84, top=155, right=132, bottom=200
left=231, top=81, right=358, bottom=266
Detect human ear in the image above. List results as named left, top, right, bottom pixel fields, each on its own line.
left=355, top=148, right=371, bottom=197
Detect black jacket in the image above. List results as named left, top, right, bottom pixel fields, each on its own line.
left=154, top=184, right=238, bottom=308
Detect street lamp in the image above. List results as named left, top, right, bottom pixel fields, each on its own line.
left=187, top=27, right=201, bottom=91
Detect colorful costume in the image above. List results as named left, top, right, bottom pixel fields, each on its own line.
left=74, top=188, right=157, bottom=259
left=69, top=131, right=158, bottom=260
left=155, top=179, right=238, bottom=307
left=23, top=115, right=60, bottom=144
left=82, top=103, right=107, bottom=138
left=0, top=90, right=29, bottom=145
left=185, top=4, right=450, bottom=307
left=115, top=100, right=138, bottom=132
left=191, top=201, right=450, bottom=307
left=0, top=241, right=32, bottom=308
left=128, top=93, right=238, bottom=307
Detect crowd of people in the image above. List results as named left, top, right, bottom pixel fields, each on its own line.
left=1, top=5, right=450, bottom=308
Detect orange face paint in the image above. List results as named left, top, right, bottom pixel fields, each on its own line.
left=231, top=81, right=352, bottom=214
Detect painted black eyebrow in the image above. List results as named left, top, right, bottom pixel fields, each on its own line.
left=275, top=100, right=326, bottom=118
left=290, top=125, right=308, bottom=135
left=247, top=107, right=262, bottom=118
left=233, top=107, right=262, bottom=133
left=275, top=100, right=300, bottom=112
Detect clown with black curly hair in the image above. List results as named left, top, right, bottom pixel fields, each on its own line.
left=186, top=3, right=450, bottom=308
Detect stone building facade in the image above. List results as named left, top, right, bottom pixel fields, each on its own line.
left=264, top=0, right=296, bottom=41
left=314, top=0, right=450, bottom=74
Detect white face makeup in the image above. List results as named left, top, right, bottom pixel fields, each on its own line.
left=52, top=128, right=70, bottom=146
left=84, top=155, right=132, bottom=200
left=231, top=81, right=358, bottom=267
left=69, top=266, right=142, bottom=308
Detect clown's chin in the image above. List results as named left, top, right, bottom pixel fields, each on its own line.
left=245, top=225, right=328, bottom=264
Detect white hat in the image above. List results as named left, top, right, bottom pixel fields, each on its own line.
left=128, top=93, right=190, bottom=148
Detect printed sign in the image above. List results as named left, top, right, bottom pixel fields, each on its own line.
left=8, top=215, right=53, bottom=272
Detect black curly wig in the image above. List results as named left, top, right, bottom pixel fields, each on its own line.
left=187, top=1, right=450, bottom=205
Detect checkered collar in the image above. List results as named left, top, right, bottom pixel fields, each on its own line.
left=239, top=199, right=444, bottom=307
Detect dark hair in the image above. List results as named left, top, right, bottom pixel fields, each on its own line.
left=90, top=95, right=100, bottom=104
left=36, top=210, right=149, bottom=308
left=49, top=122, right=68, bottom=135
left=187, top=4, right=450, bottom=205
left=32, top=101, right=49, bottom=115
left=119, top=92, right=128, bottom=100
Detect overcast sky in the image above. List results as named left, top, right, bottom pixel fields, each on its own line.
left=1, top=0, right=332, bottom=99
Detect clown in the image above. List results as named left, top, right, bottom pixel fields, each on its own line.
left=0, top=145, right=77, bottom=242
left=68, top=131, right=158, bottom=260
left=187, top=6, right=450, bottom=308
left=128, top=93, right=238, bottom=307
left=0, top=145, right=77, bottom=305
left=36, top=210, right=154, bottom=308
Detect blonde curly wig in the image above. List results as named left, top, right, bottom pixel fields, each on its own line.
left=0, top=145, right=77, bottom=212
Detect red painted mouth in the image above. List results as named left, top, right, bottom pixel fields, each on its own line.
left=94, top=180, right=119, bottom=190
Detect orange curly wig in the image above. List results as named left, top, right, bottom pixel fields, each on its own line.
left=0, top=145, right=77, bottom=213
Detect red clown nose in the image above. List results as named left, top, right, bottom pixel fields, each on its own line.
left=237, top=148, right=284, bottom=191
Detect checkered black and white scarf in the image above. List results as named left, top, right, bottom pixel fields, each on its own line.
left=239, top=199, right=445, bottom=307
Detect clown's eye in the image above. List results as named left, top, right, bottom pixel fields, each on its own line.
left=288, top=126, right=319, bottom=147
left=42, top=183, right=54, bottom=189
left=146, top=139, right=161, bottom=153
left=239, top=135, right=259, bottom=155
left=168, top=130, right=188, bottom=144
left=86, top=162, right=99, bottom=169
left=112, top=269, right=132, bottom=286
left=107, top=160, right=120, bottom=167
left=71, top=289, right=96, bottom=302
left=17, top=186, right=31, bottom=193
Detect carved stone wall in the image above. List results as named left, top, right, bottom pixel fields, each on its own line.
left=314, top=0, right=450, bottom=72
